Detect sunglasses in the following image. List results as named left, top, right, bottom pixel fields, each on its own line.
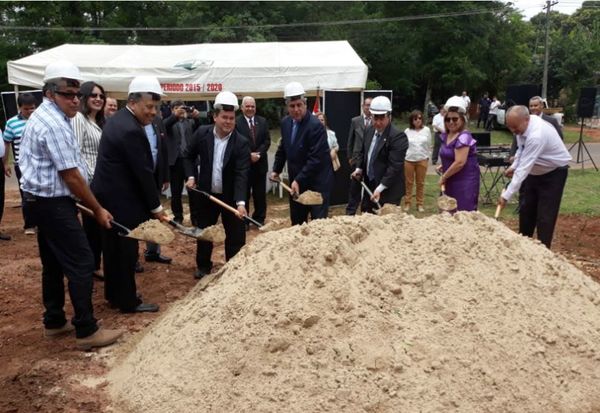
left=55, top=91, right=83, bottom=100
left=444, top=116, right=461, bottom=123
left=373, top=114, right=386, bottom=120
left=90, top=93, right=106, bottom=100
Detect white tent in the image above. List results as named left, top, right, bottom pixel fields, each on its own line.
left=7, top=41, right=368, bottom=99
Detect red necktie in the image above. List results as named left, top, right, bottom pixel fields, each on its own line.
left=249, top=118, right=256, bottom=144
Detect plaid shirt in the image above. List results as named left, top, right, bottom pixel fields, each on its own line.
left=19, top=99, right=87, bottom=197
left=3, top=113, right=27, bottom=162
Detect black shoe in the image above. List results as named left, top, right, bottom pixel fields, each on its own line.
left=174, top=217, right=183, bottom=224
left=194, top=268, right=210, bottom=279
left=145, top=254, right=172, bottom=264
left=135, top=261, right=144, bottom=273
left=122, top=302, right=159, bottom=313
left=0, top=232, right=11, bottom=241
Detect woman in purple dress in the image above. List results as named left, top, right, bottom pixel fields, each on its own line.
left=436, top=96, right=480, bottom=211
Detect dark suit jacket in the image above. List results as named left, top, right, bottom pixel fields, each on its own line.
left=91, top=108, right=162, bottom=229
left=358, top=123, right=408, bottom=204
left=273, top=110, right=333, bottom=194
left=163, top=114, right=201, bottom=166
left=235, top=115, right=271, bottom=173
left=182, top=125, right=250, bottom=204
left=150, top=115, right=170, bottom=189
left=347, top=115, right=368, bottom=166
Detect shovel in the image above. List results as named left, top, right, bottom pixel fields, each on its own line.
left=187, top=187, right=264, bottom=228
left=76, top=203, right=148, bottom=242
left=352, top=175, right=381, bottom=211
left=437, top=184, right=458, bottom=213
left=269, top=177, right=323, bottom=206
left=165, top=219, right=222, bottom=242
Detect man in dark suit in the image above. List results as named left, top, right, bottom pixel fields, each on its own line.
left=346, top=97, right=372, bottom=215
left=351, top=95, right=408, bottom=214
left=509, top=95, right=564, bottom=160
left=92, top=76, right=169, bottom=313
left=271, top=81, right=334, bottom=225
left=143, top=114, right=172, bottom=264
left=163, top=100, right=201, bottom=224
left=183, top=91, right=250, bottom=280
left=235, top=96, right=271, bottom=226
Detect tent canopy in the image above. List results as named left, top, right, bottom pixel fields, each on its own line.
left=7, top=41, right=368, bottom=100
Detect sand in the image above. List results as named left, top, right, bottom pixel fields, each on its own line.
left=296, top=190, right=323, bottom=205
left=377, top=203, right=404, bottom=215
left=128, top=219, right=175, bottom=244
left=108, top=212, right=600, bottom=413
left=259, top=218, right=289, bottom=232
left=437, top=194, right=458, bottom=212
left=199, top=224, right=226, bottom=243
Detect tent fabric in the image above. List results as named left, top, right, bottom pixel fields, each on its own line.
left=7, top=41, right=368, bottom=99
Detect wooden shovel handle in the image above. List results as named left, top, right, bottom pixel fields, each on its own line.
left=440, top=184, right=446, bottom=194
left=76, top=203, right=94, bottom=217
left=494, top=203, right=503, bottom=219
left=204, top=192, right=240, bottom=216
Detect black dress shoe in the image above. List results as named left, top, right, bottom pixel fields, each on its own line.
left=122, top=303, right=159, bottom=313
left=135, top=261, right=144, bottom=273
left=194, top=268, right=211, bottom=279
left=174, top=217, right=183, bottom=225
left=0, top=232, right=11, bottom=241
left=145, top=254, right=172, bottom=264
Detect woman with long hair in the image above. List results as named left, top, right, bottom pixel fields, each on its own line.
left=72, top=81, right=106, bottom=278
left=403, top=110, right=431, bottom=212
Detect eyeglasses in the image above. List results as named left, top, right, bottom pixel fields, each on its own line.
left=90, top=93, right=105, bottom=100
left=444, top=116, right=461, bottom=123
left=55, top=91, right=82, bottom=101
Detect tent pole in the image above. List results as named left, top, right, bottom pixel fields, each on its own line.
left=14, top=85, right=19, bottom=106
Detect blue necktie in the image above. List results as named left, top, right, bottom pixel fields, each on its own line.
left=291, top=121, right=298, bottom=145
left=367, top=132, right=380, bottom=181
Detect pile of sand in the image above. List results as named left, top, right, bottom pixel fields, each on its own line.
left=109, top=212, right=600, bottom=412
left=296, top=190, right=323, bottom=205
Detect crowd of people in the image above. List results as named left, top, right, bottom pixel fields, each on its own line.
left=0, top=59, right=571, bottom=350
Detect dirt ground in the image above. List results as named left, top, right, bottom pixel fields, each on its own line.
left=0, top=188, right=599, bottom=413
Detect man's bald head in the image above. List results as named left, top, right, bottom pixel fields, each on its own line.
left=506, top=105, right=530, bottom=135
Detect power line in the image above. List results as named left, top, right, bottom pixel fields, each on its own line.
left=0, top=7, right=506, bottom=32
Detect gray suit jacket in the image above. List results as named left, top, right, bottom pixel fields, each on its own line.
left=347, top=115, right=368, bottom=166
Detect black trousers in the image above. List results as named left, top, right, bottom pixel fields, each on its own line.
left=194, top=193, right=246, bottom=271
left=289, top=190, right=330, bottom=225
left=82, top=213, right=102, bottom=271
left=13, top=164, right=34, bottom=229
left=102, top=226, right=141, bottom=311
left=431, top=132, right=442, bottom=164
left=246, top=164, right=267, bottom=224
left=346, top=171, right=362, bottom=215
left=518, top=167, right=568, bottom=249
left=22, top=194, right=98, bottom=338
left=477, top=112, right=489, bottom=128
left=169, top=158, right=186, bottom=222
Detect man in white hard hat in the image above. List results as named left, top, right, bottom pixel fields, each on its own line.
left=183, top=91, right=250, bottom=280
left=271, top=81, right=334, bottom=225
left=18, top=60, right=123, bottom=350
left=351, top=95, right=408, bottom=213
left=91, top=76, right=169, bottom=313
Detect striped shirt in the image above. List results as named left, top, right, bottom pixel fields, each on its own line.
left=72, top=111, right=102, bottom=181
left=3, top=114, right=27, bottom=162
left=19, top=99, right=88, bottom=197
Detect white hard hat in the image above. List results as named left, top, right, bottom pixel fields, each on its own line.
left=128, top=76, right=165, bottom=96
left=213, top=91, right=239, bottom=111
left=444, top=96, right=467, bottom=113
left=370, top=96, right=392, bottom=115
left=283, top=81, right=306, bottom=99
left=43, top=60, right=83, bottom=82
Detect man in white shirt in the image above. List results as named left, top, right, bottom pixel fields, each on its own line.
left=461, top=91, right=471, bottom=121
left=431, top=106, right=446, bottom=165
left=499, top=105, right=571, bottom=249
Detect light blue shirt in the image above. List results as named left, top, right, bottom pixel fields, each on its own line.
left=3, top=114, right=27, bottom=162
left=19, top=99, right=87, bottom=197
left=211, top=127, right=231, bottom=194
left=144, top=123, right=158, bottom=169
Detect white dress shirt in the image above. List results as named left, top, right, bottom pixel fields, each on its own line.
left=432, top=113, right=446, bottom=134
left=503, top=115, right=571, bottom=201
left=211, top=128, right=231, bottom=194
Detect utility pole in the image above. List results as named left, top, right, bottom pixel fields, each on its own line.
left=542, top=0, right=558, bottom=100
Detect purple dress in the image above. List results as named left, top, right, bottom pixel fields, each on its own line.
left=439, top=131, right=480, bottom=211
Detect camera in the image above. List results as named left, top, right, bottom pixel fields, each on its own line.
left=184, top=105, right=194, bottom=113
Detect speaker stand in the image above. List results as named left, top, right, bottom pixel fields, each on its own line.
left=568, top=118, right=598, bottom=171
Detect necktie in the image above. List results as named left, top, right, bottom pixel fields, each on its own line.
left=291, top=121, right=298, bottom=145
left=367, top=132, right=380, bottom=181
left=365, top=117, right=371, bottom=128
left=249, top=118, right=256, bottom=144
